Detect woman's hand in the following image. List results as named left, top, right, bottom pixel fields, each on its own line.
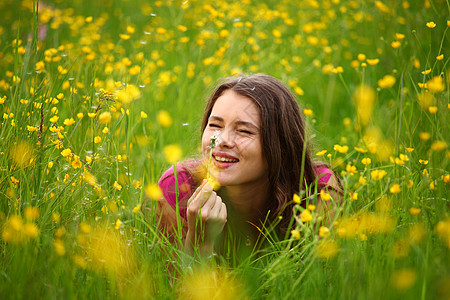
left=184, top=179, right=227, bottom=254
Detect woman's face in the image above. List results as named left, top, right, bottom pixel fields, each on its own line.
left=202, top=89, right=268, bottom=188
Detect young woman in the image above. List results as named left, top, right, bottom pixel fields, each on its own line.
left=156, top=74, right=342, bottom=254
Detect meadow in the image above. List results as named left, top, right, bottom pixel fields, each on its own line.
left=0, top=0, right=449, bottom=299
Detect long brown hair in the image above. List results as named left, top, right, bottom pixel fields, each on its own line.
left=200, top=74, right=324, bottom=230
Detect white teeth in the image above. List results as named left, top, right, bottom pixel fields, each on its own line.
left=215, top=156, right=238, bottom=163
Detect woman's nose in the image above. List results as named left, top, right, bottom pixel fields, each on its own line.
left=217, top=128, right=235, bottom=148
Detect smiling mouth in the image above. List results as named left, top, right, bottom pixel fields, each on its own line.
left=213, top=155, right=239, bottom=163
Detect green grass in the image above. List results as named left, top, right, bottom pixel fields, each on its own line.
left=0, top=0, right=449, bottom=299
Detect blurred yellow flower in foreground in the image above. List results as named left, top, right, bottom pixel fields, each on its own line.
left=157, top=110, right=173, bottom=127
left=337, top=212, right=396, bottom=238
left=179, top=267, right=245, bottom=300
left=9, top=141, right=35, bottom=168
left=435, top=218, right=450, bottom=248
left=117, top=84, right=141, bottom=104
left=390, top=268, right=417, bottom=290
left=145, top=183, right=162, bottom=200
left=80, top=223, right=136, bottom=276
left=163, top=144, right=183, bottom=164
left=98, top=111, right=111, bottom=124
left=353, top=84, right=375, bottom=126
left=316, top=239, right=339, bottom=259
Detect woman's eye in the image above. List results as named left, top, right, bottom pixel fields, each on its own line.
left=208, top=123, right=220, bottom=128
left=238, top=129, right=253, bottom=135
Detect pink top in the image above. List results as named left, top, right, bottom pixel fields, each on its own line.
left=158, top=164, right=333, bottom=219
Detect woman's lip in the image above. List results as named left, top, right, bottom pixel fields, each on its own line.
left=212, top=151, right=239, bottom=161
left=213, top=157, right=238, bottom=169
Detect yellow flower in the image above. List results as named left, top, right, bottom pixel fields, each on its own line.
left=361, top=158, right=371, bottom=165
left=115, top=219, right=122, bottom=230
left=119, top=33, right=130, bottom=40
left=49, top=115, right=59, bottom=123
left=389, top=183, right=401, bottom=194
left=73, top=255, right=87, bottom=269
left=9, top=141, right=35, bottom=167
left=0, top=96, right=6, bottom=104
left=290, top=229, right=301, bottom=239
left=308, top=204, right=316, bottom=211
left=132, top=204, right=141, bottom=213
left=71, top=155, right=82, bottom=169
left=391, top=41, right=401, bottom=49
left=145, top=183, right=162, bottom=201
left=419, top=132, right=430, bottom=141
left=435, top=218, right=450, bottom=248
left=140, top=111, right=148, bottom=119
left=370, top=169, right=387, bottom=180
left=316, top=150, right=327, bottom=156
left=426, top=21, right=436, bottom=28
left=61, top=148, right=72, bottom=157
left=25, top=206, right=40, bottom=221
left=293, top=194, right=301, bottom=204
left=359, top=176, right=367, bottom=185
left=113, top=181, right=122, bottom=191
left=319, top=226, right=330, bottom=238
left=303, top=108, right=313, bottom=116
left=431, top=140, right=447, bottom=151
left=333, top=144, right=349, bottom=154
left=378, top=75, right=396, bottom=88
left=157, top=110, right=173, bottom=127
left=407, top=180, right=414, bottom=188
left=98, top=111, right=111, bottom=124
left=23, top=223, right=39, bottom=238
left=350, top=192, right=358, bottom=200
left=94, top=136, right=101, bottom=143
left=63, top=118, right=76, bottom=126
left=163, top=144, right=183, bottom=164
left=77, top=113, right=84, bottom=119
left=88, top=112, right=97, bottom=118
left=320, top=190, right=331, bottom=201
left=353, top=84, right=375, bottom=126
left=53, top=239, right=66, bottom=256
left=436, top=54, right=444, bottom=60
left=391, top=269, right=417, bottom=291
left=316, top=239, right=339, bottom=259
left=427, top=76, right=445, bottom=93
left=366, top=58, right=379, bottom=65
left=300, top=209, right=313, bottom=222
left=409, top=208, right=421, bottom=215
left=428, top=106, right=438, bottom=114
left=395, top=33, right=405, bottom=40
